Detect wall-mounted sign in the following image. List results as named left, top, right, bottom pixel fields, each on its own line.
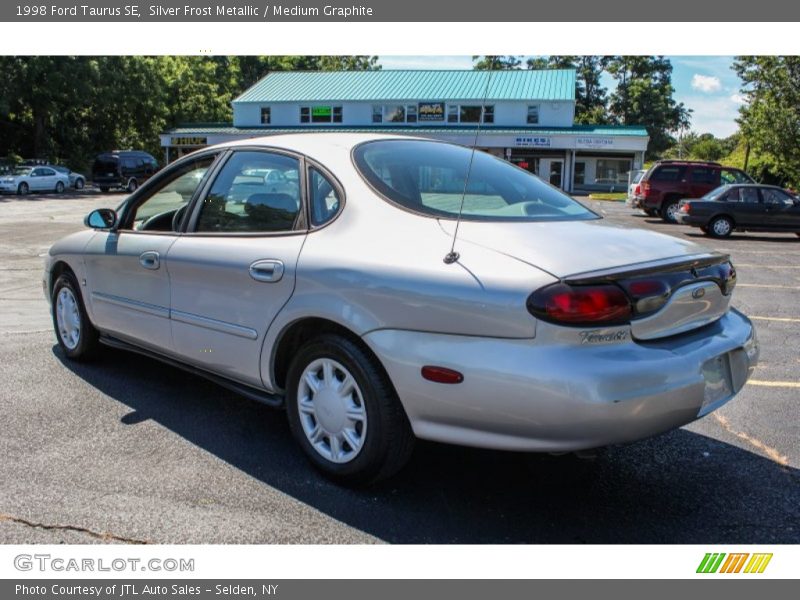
left=312, top=106, right=333, bottom=117
left=576, top=137, right=614, bottom=149
left=515, top=136, right=551, bottom=148
left=170, top=136, right=208, bottom=147
left=418, top=102, right=445, bottom=121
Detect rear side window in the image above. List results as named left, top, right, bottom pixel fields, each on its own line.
left=196, top=151, right=301, bottom=233
left=690, top=167, right=718, bottom=184
left=650, top=166, right=687, bottom=182
left=308, top=167, right=341, bottom=227
left=721, top=169, right=751, bottom=185
left=94, top=156, right=118, bottom=172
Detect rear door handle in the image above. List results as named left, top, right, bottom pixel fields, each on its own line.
left=249, top=259, right=284, bottom=283
left=139, top=251, right=160, bottom=270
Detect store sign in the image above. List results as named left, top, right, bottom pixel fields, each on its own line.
left=170, top=136, right=208, bottom=147
left=312, top=106, right=332, bottom=117
left=576, top=137, right=615, bottom=149
left=418, top=102, right=445, bottom=121
left=515, top=136, right=551, bottom=148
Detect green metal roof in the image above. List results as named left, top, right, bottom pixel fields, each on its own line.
left=165, top=124, right=649, bottom=137
left=234, top=70, right=577, bottom=103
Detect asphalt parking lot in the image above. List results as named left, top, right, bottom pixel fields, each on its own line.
left=0, top=190, right=798, bottom=544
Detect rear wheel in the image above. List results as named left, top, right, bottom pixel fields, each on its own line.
left=286, top=334, right=415, bottom=485
left=17, top=182, right=29, bottom=195
left=661, top=198, right=681, bottom=223
left=51, top=272, right=100, bottom=360
left=709, top=216, right=734, bottom=238
left=126, top=179, right=138, bottom=193
left=75, top=178, right=85, bottom=190
left=643, top=208, right=657, bottom=217
left=55, top=181, right=65, bottom=194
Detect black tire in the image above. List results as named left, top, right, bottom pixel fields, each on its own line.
left=126, top=179, right=138, bottom=193
left=51, top=272, right=100, bottom=361
left=286, top=334, right=415, bottom=485
left=55, top=181, right=65, bottom=194
left=660, top=198, right=680, bottom=223
left=643, top=208, right=657, bottom=217
left=75, top=178, right=85, bottom=190
left=99, top=186, right=109, bottom=193
left=700, top=226, right=710, bottom=235
left=17, top=182, right=29, bottom=195
left=708, top=216, right=734, bottom=238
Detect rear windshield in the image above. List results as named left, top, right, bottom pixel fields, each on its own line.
left=93, top=156, right=119, bottom=171
left=353, top=140, right=596, bottom=222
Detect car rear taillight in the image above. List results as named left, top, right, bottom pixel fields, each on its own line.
left=527, top=283, right=632, bottom=326
left=642, top=181, right=651, bottom=196
left=634, top=184, right=641, bottom=196
left=680, top=202, right=691, bottom=214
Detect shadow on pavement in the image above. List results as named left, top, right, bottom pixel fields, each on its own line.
left=54, top=344, right=800, bottom=544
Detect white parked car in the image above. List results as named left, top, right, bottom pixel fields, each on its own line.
left=626, top=169, right=647, bottom=207
left=44, top=134, right=759, bottom=484
left=0, top=165, right=71, bottom=195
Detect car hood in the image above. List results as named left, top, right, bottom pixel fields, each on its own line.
left=438, top=218, right=719, bottom=278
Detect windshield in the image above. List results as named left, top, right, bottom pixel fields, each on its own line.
left=353, top=139, right=597, bottom=222
left=12, top=168, right=31, bottom=176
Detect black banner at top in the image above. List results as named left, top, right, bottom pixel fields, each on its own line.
left=2, top=0, right=800, bottom=21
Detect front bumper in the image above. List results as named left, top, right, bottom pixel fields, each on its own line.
left=364, top=309, right=758, bottom=452
left=0, top=183, right=18, bottom=192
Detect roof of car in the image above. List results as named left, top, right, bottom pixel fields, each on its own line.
left=208, top=132, right=437, bottom=155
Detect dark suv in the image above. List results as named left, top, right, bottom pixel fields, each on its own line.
left=635, top=160, right=753, bottom=223
left=92, top=151, right=159, bottom=193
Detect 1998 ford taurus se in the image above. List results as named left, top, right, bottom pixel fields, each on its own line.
left=45, top=134, right=759, bottom=484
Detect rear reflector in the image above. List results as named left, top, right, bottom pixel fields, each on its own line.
left=527, top=283, right=632, bottom=326
left=421, top=365, right=464, bottom=384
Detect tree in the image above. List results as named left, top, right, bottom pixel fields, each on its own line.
left=606, top=56, right=691, bottom=157
left=734, top=56, right=800, bottom=187
left=525, top=56, right=610, bottom=124
left=472, top=56, right=522, bottom=70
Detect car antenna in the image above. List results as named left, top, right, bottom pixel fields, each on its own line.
left=443, top=69, right=494, bottom=265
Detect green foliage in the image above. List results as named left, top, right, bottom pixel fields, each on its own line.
left=472, top=56, right=522, bottom=70
left=0, top=55, right=378, bottom=169
left=734, top=56, right=800, bottom=188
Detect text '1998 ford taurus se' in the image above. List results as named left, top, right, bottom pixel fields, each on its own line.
left=44, top=134, right=759, bottom=484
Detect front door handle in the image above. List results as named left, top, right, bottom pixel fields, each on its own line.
left=249, top=259, right=284, bottom=283
left=139, top=251, right=160, bottom=270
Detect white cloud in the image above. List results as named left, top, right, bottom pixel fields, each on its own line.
left=691, top=74, right=722, bottom=93
left=730, top=93, right=747, bottom=104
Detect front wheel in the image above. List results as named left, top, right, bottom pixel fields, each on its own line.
left=55, top=181, right=65, bottom=194
left=286, top=334, right=415, bottom=485
left=17, top=182, right=29, bottom=195
left=709, top=216, right=734, bottom=238
left=126, top=179, right=138, bottom=193
left=51, top=272, right=100, bottom=360
left=99, top=186, right=110, bottom=193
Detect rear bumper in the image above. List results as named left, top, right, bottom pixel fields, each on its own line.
left=364, top=309, right=758, bottom=452
left=678, top=214, right=707, bottom=227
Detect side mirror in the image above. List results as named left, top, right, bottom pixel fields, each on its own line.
left=85, top=208, right=117, bottom=229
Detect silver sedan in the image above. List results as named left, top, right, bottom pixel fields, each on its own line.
left=43, top=134, right=759, bottom=484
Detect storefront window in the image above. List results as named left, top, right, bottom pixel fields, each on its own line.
left=406, top=105, right=417, bottom=123
left=447, top=105, right=495, bottom=124
left=300, top=105, right=343, bottom=124
left=372, top=105, right=382, bottom=123
left=384, top=105, right=406, bottom=123
left=372, top=104, right=419, bottom=123
left=447, top=105, right=459, bottom=123
left=594, top=159, right=631, bottom=185
left=573, top=162, right=586, bottom=185
left=483, top=105, right=494, bottom=124
left=527, top=105, right=540, bottom=124
left=260, top=107, right=271, bottom=125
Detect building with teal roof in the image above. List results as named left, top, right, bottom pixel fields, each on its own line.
left=160, top=69, right=650, bottom=193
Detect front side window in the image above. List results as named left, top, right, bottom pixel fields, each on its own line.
left=195, top=151, right=301, bottom=233
left=353, top=139, right=596, bottom=222
left=762, top=188, right=794, bottom=205
left=125, top=156, right=216, bottom=231
left=740, top=188, right=760, bottom=204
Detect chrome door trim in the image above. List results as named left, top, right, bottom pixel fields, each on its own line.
left=91, top=291, right=170, bottom=319
left=170, top=309, right=259, bottom=340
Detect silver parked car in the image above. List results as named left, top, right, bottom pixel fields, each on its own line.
left=52, top=165, right=87, bottom=190
left=44, top=134, right=759, bottom=484
left=0, top=165, right=71, bottom=195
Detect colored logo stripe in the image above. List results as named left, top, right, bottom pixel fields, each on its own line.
left=697, top=553, right=773, bottom=574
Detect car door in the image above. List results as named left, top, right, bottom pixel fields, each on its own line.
left=762, top=188, right=800, bottom=230
left=29, top=168, right=47, bottom=191
left=82, top=154, right=218, bottom=352
left=732, top=187, right=767, bottom=227
left=687, top=166, right=720, bottom=198
left=167, top=149, right=307, bottom=388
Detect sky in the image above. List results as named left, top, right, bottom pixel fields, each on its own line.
left=378, top=56, right=744, bottom=138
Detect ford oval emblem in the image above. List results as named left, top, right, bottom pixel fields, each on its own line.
left=692, top=288, right=706, bottom=299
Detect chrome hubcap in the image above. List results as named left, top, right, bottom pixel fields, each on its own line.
left=713, top=219, right=731, bottom=236
left=56, top=287, right=81, bottom=350
left=297, top=358, right=367, bottom=464
left=667, top=203, right=680, bottom=221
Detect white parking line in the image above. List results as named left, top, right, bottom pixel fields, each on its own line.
left=737, top=283, right=800, bottom=290
left=750, top=316, right=800, bottom=323
left=734, top=264, right=800, bottom=269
